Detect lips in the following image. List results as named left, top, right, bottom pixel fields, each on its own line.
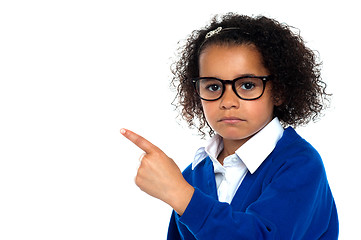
left=218, top=117, right=245, bottom=123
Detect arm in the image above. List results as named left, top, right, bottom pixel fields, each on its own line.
left=121, top=129, right=336, bottom=239
left=178, top=153, right=336, bottom=239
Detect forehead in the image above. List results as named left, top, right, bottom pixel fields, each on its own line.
left=198, top=44, right=269, bottom=78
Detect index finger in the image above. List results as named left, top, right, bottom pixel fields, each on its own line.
left=120, top=128, right=158, bottom=154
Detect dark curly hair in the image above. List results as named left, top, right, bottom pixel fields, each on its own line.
left=171, top=13, right=331, bottom=138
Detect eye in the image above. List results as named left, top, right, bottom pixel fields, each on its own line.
left=199, top=79, right=223, bottom=92
left=206, top=84, right=222, bottom=92
left=241, top=82, right=256, bottom=90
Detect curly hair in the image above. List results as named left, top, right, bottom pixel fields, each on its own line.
left=171, top=13, right=331, bottom=138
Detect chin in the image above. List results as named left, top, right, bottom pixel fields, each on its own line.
left=218, top=129, right=255, bottom=141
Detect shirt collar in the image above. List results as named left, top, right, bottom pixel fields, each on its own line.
left=192, top=117, right=284, bottom=173
left=192, top=134, right=221, bottom=170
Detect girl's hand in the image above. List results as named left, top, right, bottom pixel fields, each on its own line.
left=120, top=128, right=194, bottom=215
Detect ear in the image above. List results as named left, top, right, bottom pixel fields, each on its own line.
left=273, top=96, right=284, bottom=107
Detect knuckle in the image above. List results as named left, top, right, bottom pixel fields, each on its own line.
left=152, top=150, right=163, bottom=159
left=140, top=155, right=148, bottom=165
left=140, top=156, right=152, bottom=168
left=134, top=136, right=143, bottom=147
left=134, top=174, right=142, bottom=187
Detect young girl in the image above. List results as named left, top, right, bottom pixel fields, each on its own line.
left=121, top=13, right=338, bottom=239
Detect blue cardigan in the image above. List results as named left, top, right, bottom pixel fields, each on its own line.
left=167, top=127, right=338, bottom=239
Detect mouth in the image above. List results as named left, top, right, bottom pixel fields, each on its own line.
left=218, top=117, right=245, bottom=124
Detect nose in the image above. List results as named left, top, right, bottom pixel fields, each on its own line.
left=220, top=85, right=240, bottom=109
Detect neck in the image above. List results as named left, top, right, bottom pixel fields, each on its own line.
left=218, top=137, right=249, bottom=165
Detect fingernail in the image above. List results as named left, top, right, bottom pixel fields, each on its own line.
left=120, top=128, right=126, bottom=135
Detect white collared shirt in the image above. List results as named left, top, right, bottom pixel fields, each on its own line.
left=192, top=118, right=284, bottom=204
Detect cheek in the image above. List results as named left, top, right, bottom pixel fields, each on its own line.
left=246, top=94, right=275, bottom=119
left=201, top=102, right=217, bottom=121
left=248, top=102, right=273, bottom=118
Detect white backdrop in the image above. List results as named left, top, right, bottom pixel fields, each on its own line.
left=1, top=0, right=360, bottom=239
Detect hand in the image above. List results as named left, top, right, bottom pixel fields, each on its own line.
left=120, top=128, right=194, bottom=215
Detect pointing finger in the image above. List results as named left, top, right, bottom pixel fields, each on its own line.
left=120, top=128, right=158, bottom=154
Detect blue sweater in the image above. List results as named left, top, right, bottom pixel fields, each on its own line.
left=167, top=127, right=338, bottom=239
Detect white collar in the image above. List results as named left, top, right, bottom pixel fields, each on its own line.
left=192, top=117, right=284, bottom=173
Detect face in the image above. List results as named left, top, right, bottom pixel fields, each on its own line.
left=199, top=44, right=275, bottom=144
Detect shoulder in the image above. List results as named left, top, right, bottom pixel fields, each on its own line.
left=268, top=127, right=327, bottom=183
left=274, top=127, right=322, bottom=164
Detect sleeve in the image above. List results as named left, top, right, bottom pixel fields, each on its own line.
left=167, top=211, right=182, bottom=240
left=177, top=154, right=337, bottom=239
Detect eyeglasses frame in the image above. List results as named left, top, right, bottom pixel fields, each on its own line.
left=191, top=75, right=272, bottom=101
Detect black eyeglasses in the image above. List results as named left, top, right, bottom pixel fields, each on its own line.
left=192, top=75, right=272, bottom=101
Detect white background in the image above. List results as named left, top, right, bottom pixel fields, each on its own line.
left=0, top=0, right=360, bottom=239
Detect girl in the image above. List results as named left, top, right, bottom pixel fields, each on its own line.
left=121, top=13, right=338, bottom=239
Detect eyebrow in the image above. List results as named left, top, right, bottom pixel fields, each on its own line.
left=200, top=73, right=259, bottom=79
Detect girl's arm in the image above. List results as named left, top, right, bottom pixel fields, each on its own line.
left=121, top=129, right=337, bottom=239
left=173, top=153, right=338, bottom=239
